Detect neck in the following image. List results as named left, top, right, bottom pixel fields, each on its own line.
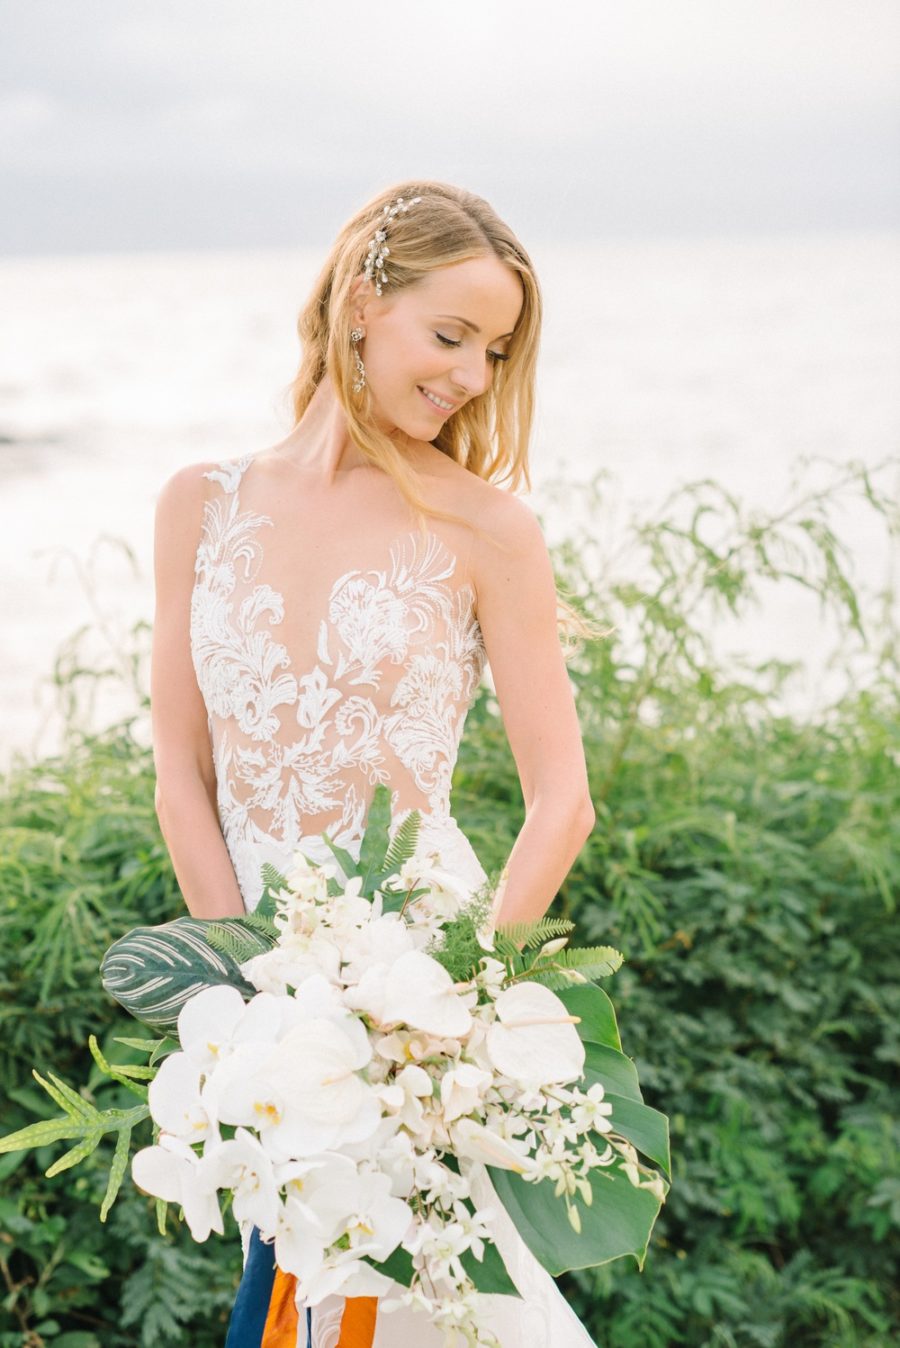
left=276, top=377, right=417, bottom=484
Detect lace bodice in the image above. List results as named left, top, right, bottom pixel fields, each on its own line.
left=189, top=452, right=488, bottom=910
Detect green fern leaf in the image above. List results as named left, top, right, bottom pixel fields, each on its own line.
left=46, top=1130, right=103, bottom=1177
left=495, top=917, right=576, bottom=950
left=100, top=1123, right=134, bottom=1221
left=517, top=946, right=625, bottom=990
left=260, top=861, right=290, bottom=892
left=382, top=810, right=422, bottom=872
left=88, top=1034, right=151, bottom=1098
left=558, top=945, right=624, bottom=975
left=0, top=1116, right=84, bottom=1152
left=520, top=967, right=598, bottom=991
left=34, top=1069, right=95, bottom=1121
left=204, top=917, right=278, bottom=965
left=113, top=1036, right=167, bottom=1054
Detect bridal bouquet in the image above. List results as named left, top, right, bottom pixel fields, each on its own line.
left=0, top=787, right=669, bottom=1346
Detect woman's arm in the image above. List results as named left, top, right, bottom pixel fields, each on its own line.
left=150, top=464, right=246, bottom=918
left=470, top=491, right=596, bottom=927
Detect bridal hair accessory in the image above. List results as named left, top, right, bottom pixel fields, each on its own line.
left=363, top=194, right=423, bottom=297
left=349, top=326, right=366, bottom=394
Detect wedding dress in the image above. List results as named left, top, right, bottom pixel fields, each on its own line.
left=189, top=452, right=597, bottom=1347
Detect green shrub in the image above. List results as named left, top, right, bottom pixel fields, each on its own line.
left=2, top=458, right=897, bottom=1346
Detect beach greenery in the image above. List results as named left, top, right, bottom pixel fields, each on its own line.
left=0, top=458, right=896, bottom=1345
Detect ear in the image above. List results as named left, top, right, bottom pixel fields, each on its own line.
left=348, top=273, right=374, bottom=328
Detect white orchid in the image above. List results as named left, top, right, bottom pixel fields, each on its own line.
left=440, top=1063, right=493, bottom=1123
left=241, top=934, right=342, bottom=993
left=375, top=1062, right=434, bottom=1134
left=132, top=1133, right=224, bottom=1242
left=213, top=1017, right=380, bottom=1162
left=198, top=1126, right=280, bottom=1234
left=295, top=1248, right=395, bottom=1306
left=147, top=1052, right=219, bottom=1146
left=176, top=986, right=287, bottom=1075
left=349, top=949, right=473, bottom=1039
left=339, top=912, right=416, bottom=984
left=449, top=1118, right=530, bottom=1173
left=570, top=1082, right=614, bottom=1134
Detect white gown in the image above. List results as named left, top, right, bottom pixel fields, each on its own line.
left=189, top=452, right=597, bottom=1347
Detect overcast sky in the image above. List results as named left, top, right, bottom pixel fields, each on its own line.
left=1, top=0, right=898, bottom=255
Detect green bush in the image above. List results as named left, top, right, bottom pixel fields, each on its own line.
left=1, top=459, right=897, bottom=1346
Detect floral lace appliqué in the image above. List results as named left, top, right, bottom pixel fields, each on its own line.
left=189, top=455, right=487, bottom=908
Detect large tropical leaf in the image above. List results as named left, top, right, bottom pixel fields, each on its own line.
left=100, top=917, right=254, bottom=1032
left=557, top=983, right=622, bottom=1051
left=487, top=1158, right=663, bottom=1274
left=558, top=982, right=671, bottom=1174
left=601, top=1093, right=671, bottom=1176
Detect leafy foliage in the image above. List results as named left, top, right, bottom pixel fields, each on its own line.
left=1, top=458, right=897, bottom=1343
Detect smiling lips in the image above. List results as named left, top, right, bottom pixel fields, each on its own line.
left=418, top=385, right=456, bottom=413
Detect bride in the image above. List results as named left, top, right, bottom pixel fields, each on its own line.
left=150, top=180, right=599, bottom=1346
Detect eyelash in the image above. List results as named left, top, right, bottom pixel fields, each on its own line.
left=435, top=332, right=510, bottom=363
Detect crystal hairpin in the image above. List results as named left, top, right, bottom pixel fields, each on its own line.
left=363, top=195, right=423, bottom=296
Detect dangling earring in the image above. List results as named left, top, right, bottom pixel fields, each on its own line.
left=350, top=328, right=366, bottom=394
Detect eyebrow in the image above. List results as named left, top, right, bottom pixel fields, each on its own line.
left=435, top=314, right=515, bottom=339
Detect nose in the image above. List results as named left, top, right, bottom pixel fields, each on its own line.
left=449, top=350, right=493, bottom=401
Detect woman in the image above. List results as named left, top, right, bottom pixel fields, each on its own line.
left=151, top=180, right=598, bottom=1346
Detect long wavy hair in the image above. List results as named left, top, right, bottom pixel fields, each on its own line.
left=283, top=179, right=604, bottom=654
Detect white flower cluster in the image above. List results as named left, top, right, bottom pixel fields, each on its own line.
left=131, top=850, right=653, bottom=1346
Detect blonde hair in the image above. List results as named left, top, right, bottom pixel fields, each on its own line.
left=284, top=178, right=605, bottom=655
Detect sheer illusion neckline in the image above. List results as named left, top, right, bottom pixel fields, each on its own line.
left=188, top=450, right=488, bottom=907
left=197, top=450, right=480, bottom=616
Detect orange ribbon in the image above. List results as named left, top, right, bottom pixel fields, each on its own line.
left=261, top=1276, right=378, bottom=1348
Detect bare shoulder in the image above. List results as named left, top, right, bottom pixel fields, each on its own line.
left=152, top=459, right=231, bottom=590
left=467, top=476, right=545, bottom=559
left=453, top=476, right=550, bottom=619
left=154, top=457, right=229, bottom=522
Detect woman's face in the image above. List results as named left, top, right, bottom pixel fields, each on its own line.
left=350, top=253, right=524, bottom=440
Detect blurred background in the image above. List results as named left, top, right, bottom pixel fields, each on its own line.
left=1, top=0, right=898, bottom=769
left=1, top=4, right=899, bottom=1346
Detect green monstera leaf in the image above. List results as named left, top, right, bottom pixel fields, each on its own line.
left=100, top=917, right=256, bottom=1032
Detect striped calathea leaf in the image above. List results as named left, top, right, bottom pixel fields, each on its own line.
left=100, top=917, right=263, bottom=1033
left=99, top=787, right=425, bottom=1034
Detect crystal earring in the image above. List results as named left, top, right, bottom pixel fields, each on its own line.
left=350, top=328, right=366, bottom=394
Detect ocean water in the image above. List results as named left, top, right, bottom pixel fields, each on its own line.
left=0, top=232, right=897, bottom=775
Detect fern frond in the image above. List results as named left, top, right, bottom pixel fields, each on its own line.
left=558, top=945, right=624, bottom=974
left=382, top=811, right=422, bottom=873
left=100, top=1124, right=134, bottom=1221
left=241, top=913, right=279, bottom=936
left=518, top=968, right=596, bottom=991
left=88, top=1034, right=152, bottom=1097
left=514, top=946, right=624, bottom=991
left=495, top=917, right=576, bottom=951
left=204, top=919, right=278, bottom=964
left=260, top=862, right=290, bottom=892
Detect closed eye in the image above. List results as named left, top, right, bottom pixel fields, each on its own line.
left=435, top=332, right=510, bottom=364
